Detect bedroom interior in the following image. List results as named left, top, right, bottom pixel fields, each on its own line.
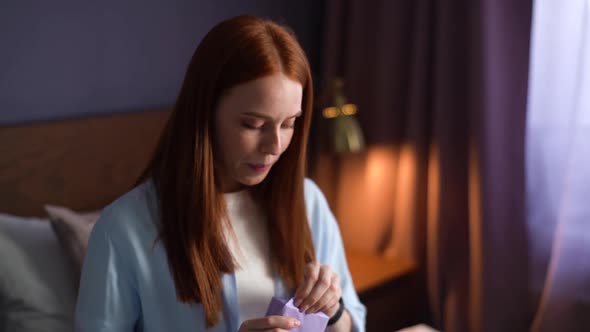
left=0, top=107, right=423, bottom=331
left=2, top=0, right=589, bottom=332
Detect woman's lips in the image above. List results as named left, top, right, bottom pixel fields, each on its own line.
left=247, top=163, right=271, bottom=173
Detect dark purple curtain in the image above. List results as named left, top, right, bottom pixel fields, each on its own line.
left=319, top=0, right=533, bottom=331
left=477, top=1, right=532, bottom=331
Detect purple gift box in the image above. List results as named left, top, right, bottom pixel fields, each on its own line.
left=265, top=297, right=329, bottom=332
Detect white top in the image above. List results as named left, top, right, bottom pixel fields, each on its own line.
left=224, top=190, right=274, bottom=324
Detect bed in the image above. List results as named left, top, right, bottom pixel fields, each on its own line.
left=0, top=109, right=169, bottom=331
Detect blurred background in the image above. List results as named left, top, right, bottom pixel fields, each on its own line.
left=1, top=0, right=589, bottom=331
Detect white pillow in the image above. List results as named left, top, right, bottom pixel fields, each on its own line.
left=0, top=213, right=77, bottom=332
left=44, top=205, right=100, bottom=278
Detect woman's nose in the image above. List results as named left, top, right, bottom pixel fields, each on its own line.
left=260, top=128, right=281, bottom=155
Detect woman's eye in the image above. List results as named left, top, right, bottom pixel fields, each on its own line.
left=282, top=121, right=296, bottom=129
left=242, top=119, right=295, bottom=130
left=242, top=122, right=263, bottom=130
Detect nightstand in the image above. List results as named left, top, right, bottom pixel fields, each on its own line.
left=347, top=250, right=422, bottom=331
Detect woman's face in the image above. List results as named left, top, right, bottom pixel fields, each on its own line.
left=214, top=73, right=303, bottom=192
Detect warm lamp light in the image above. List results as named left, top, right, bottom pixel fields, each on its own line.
left=314, top=78, right=367, bottom=224
left=322, top=78, right=365, bottom=154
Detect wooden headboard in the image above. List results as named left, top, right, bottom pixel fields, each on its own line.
left=0, top=109, right=170, bottom=216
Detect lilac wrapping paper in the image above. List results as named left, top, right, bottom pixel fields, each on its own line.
left=265, top=297, right=329, bottom=332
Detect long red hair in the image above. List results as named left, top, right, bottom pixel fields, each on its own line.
left=137, top=16, right=315, bottom=327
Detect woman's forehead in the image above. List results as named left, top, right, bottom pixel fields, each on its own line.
left=218, top=74, right=303, bottom=117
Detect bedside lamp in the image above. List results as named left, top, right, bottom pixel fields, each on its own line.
left=322, top=78, right=365, bottom=154
left=314, top=77, right=366, bottom=224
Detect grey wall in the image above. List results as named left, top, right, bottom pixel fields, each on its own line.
left=0, top=0, right=324, bottom=125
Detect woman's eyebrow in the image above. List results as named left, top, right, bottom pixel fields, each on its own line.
left=241, top=110, right=302, bottom=120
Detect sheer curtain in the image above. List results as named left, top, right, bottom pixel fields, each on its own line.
left=526, top=0, right=590, bottom=331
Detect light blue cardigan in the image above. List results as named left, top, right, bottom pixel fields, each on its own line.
left=75, top=179, right=366, bottom=332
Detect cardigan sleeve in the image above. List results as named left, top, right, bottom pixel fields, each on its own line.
left=75, top=206, right=140, bottom=332
left=305, top=178, right=367, bottom=332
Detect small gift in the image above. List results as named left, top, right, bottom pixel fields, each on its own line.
left=265, top=297, right=329, bottom=332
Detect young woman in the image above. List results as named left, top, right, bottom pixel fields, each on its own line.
left=75, top=15, right=366, bottom=332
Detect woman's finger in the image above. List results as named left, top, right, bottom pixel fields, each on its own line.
left=308, top=274, right=341, bottom=314
left=293, top=262, right=320, bottom=306
left=297, top=265, right=333, bottom=312
left=239, top=315, right=300, bottom=331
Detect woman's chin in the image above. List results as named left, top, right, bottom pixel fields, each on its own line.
left=240, top=173, right=269, bottom=186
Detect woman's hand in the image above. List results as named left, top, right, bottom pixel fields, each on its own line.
left=293, top=262, right=342, bottom=318
left=238, top=316, right=300, bottom=331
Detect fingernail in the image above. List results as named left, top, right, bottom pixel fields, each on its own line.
left=293, top=319, right=301, bottom=327
left=300, top=305, right=308, bottom=313
left=294, top=298, right=301, bottom=306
